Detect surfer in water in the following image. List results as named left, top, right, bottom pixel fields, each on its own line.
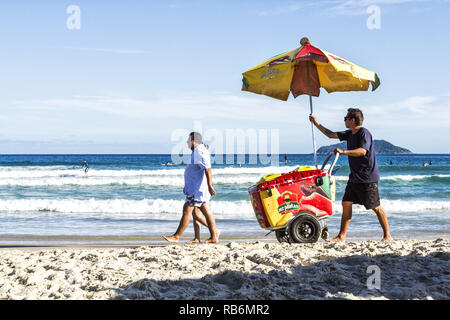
left=82, top=160, right=89, bottom=174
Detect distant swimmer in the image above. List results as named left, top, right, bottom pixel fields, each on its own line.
left=164, top=161, right=177, bottom=166
left=285, top=153, right=287, bottom=165
left=423, top=162, right=428, bottom=167
left=82, top=160, right=89, bottom=173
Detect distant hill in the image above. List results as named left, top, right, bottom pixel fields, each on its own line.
left=317, top=140, right=413, bottom=154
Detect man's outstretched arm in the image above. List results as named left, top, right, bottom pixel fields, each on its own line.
left=309, top=115, right=338, bottom=139
left=335, top=147, right=367, bottom=157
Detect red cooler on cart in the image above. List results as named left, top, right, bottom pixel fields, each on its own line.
left=248, top=153, right=339, bottom=243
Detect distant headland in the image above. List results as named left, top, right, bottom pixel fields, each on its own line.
left=317, top=140, right=413, bottom=154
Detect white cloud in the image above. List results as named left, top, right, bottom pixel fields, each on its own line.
left=257, top=2, right=318, bottom=16
left=6, top=91, right=450, bottom=153
left=10, top=93, right=310, bottom=124
left=327, top=0, right=430, bottom=15
left=256, top=0, right=431, bottom=16
left=11, top=91, right=449, bottom=127
left=366, top=93, right=449, bottom=123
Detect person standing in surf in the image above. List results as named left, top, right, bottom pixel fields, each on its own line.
left=82, top=160, right=89, bottom=174
left=309, top=108, right=393, bottom=242
left=163, top=132, right=219, bottom=243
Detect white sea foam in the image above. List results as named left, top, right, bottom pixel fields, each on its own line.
left=0, top=198, right=252, bottom=220
left=0, top=198, right=448, bottom=219
left=351, top=199, right=450, bottom=214
left=0, top=166, right=299, bottom=177
left=334, top=174, right=450, bottom=182
left=0, top=166, right=298, bottom=186
left=0, top=175, right=261, bottom=187
left=0, top=166, right=71, bottom=171
left=380, top=174, right=450, bottom=182
left=0, top=166, right=447, bottom=186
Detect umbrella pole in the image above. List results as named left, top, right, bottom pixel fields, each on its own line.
left=309, top=95, right=318, bottom=169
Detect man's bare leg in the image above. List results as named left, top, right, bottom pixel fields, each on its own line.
left=330, top=201, right=353, bottom=242
left=163, top=203, right=195, bottom=243
left=193, top=207, right=208, bottom=227
left=187, top=222, right=201, bottom=243
left=372, top=205, right=393, bottom=241
left=199, top=203, right=219, bottom=243
left=188, top=208, right=207, bottom=244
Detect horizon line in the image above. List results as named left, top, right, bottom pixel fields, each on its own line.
left=0, top=153, right=446, bottom=156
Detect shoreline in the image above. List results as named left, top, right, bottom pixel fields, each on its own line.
left=0, top=233, right=449, bottom=248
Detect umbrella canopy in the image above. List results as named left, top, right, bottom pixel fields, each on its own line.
left=241, top=37, right=380, bottom=168
left=242, top=37, right=380, bottom=101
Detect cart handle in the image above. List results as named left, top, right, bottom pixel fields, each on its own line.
left=321, top=152, right=340, bottom=175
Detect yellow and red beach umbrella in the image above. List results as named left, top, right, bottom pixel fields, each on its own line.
left=242, top=37, right=380, bottom=101
left=241, top=37, right=380, bottom=166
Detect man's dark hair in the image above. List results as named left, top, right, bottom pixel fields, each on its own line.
left=189, top=132, right=202, bottom=144
left=347, top=108, right=364, bottom=126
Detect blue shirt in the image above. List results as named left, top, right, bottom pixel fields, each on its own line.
left=337, top=127, right=380, bottom=183
left=184, top=144, right=211, bottom=202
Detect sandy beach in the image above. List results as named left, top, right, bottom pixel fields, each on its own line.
left=0, top=238, right=448, bottom=300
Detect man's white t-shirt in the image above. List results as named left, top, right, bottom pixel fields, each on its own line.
left=184, top=144, right=211, bottom=202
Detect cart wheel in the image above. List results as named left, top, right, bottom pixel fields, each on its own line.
left=275, top=230, right=290, bottom=243
left=288, top=213, right=321, bottom=243
left=321, top=229, right=329, bottom=241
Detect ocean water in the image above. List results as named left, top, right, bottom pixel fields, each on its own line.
left=0, top=154, right=448, bottom=245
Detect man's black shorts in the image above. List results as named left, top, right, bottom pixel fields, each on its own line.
left=342, top=182, right=380, bottom=210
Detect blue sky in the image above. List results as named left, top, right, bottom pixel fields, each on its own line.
left=0, top=0, right=449, bottom=154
